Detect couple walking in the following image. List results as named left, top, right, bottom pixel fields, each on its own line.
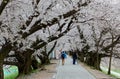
left=60, top=51, right=77, bottom=65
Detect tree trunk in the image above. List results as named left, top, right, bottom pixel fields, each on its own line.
left=108, top=52, right=112, bottom=75
left=78, top=53, right=84, bottom=62
left=0, top=56, right=4, bottom=79
left=32, top=57, right=39, bottom=70
left=108, top=35, right=114, bottom=75
left=18, top=55, right=32, bottom=74
left=23, top=56, right=32, bottom=74
left=17, top=49, right=34, bottom=74
left=45, top=55, right=50, bottom=64
left=96, top=46, right=100, bottom=70
left=0, top=41, right=12, bottom=79
left=37, top=55, right=50, bottom=65
left=85, top=53, right=101, bottom=70
left=94, top=55, right=101, bottom=70
left=42, top=55, right=50, bottom=64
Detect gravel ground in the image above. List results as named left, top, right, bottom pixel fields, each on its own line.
left=17, top=59, right=58, bottom=79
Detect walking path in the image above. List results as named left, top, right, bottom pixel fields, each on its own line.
left=54, top=56, right=96, bottom=79
left=17, top=56, right=115, bottom=79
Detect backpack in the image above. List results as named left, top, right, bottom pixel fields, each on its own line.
left=61, top=52, right=66, bottom=58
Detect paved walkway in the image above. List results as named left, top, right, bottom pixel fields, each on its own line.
left=54, top=56, right=96, bottom=79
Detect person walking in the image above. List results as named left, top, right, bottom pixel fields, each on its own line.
left=61, top=51, right=67, bottom=65
left=72, top=52, right=77, bottom=65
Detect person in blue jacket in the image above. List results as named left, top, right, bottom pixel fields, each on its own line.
left=72, top=52, right=77, bottom=65
left=61, top=51, right=67, bottom=65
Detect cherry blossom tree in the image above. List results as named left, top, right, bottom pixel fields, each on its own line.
left=0, top=0, right=91, bottom=78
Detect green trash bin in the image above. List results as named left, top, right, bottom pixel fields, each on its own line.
left=4, top=66, right=19, bottom=79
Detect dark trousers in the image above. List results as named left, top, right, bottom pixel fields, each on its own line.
left=73, top=58, right=76, bottom=64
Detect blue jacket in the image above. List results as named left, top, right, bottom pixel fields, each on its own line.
left=61, top=51, right=67, bottom=58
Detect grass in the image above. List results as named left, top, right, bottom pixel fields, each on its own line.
left=113, top=69, right=120, bottom=73
left=101, top=66, right=120, bottom=78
